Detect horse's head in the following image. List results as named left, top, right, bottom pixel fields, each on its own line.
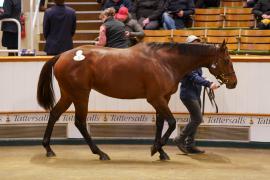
left=209, top=40, right=237, bottom=89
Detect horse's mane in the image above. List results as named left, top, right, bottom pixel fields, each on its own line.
left=147, top=42, right=217, bottom=56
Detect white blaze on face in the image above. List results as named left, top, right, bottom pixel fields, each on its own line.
left=73, top=50, right=85, bottom=61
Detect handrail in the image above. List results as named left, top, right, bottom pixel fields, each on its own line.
left=0, top=18, right=21, bottom=56
left=30, top=0, right=41, bottom=51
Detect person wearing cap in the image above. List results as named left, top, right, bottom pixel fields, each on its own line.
left=96, top=7, right=129, bottom=48
left=131, top=0, right=164, bottom=30
left=115, top=6, right=144, bottom=46
left=174, top=35, right=219, bottom=154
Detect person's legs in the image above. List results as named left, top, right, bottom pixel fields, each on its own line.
left=258, top=22, right=267, bottom=30
left=180, top=98, right=202, bottom=140
left=162, top=12, right=176, bottom=30
left=2, top=31, right=18, bottom=56
left=144, top=20, right=160, bottom=30
left=174, top=18, right=186, bottom=29
left=175, top=98, right=204, bottom=154
left=205, top=0, right=220, bottom=7
left=195, top=0, right=206, bottom=8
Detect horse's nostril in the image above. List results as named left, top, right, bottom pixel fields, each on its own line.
left=233, top=81, right=237, bottom=88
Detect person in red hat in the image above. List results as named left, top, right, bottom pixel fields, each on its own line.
left=115, top=6, right=144, bottom=46
left=95, top=7, right=128, bottom=48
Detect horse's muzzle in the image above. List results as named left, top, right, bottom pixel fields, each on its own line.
left=226, top=81, right=237, bottom=89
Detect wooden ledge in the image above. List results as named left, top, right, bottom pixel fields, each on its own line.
left=0, top=55, right=270, bottom=63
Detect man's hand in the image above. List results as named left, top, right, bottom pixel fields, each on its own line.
left=142, top=18, right=150, bottom=26
left=177, top=10, right=184, bottom=17
left=262, top=14, right=269, bottom=19
left=125, top=31, right=130, bottom=37
left=210, top=83, right=219, bottom=90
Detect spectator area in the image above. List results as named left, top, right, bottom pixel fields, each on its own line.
left=38, top=0, right=270, bottom=55
left=142, top=29, right=270, bottom=54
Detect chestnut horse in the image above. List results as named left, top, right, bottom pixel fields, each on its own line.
left=37, top=41, right=237, bottom=161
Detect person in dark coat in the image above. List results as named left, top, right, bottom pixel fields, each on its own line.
left=95, top=7, right=129, bottom=48
left=246, top=0, right=258, bottom=8
left=131, top=0, right=164, bottom=30
left=115, top=6, right=144, bottom=46
left=252, top=0, right=270, bottom=29
left=102, top=0, right=132, bottom=12
left=0, top=0, right=21, bottom=56
left=174, top=35, right=219, bottom=154
left=194, top=0, right=220, bottom=8
left=43, top=0, right=76, bottom=55
left=162, top=0, right=195, bottom=29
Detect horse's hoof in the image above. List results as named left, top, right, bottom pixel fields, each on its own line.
left=151, top=145, right=158, bottom=156
left=99, top=153, right=110, bottom=161
left=46, top=151, right=56, bottom=157
left=159, top=152, right=170, bottom=161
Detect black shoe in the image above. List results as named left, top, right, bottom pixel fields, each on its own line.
left=186, top=146, right=205, bottom=154
left=173, top=137, right=189, bottom=154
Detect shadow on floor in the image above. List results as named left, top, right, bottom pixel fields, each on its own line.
left=30, top=153, right=192, bottom=168
left=176, top=152, right=231, bottom=164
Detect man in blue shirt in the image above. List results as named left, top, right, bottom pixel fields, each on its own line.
left=174, top=35, right=219, bottom=154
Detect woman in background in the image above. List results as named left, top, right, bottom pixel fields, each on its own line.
left=96, top=7, right=128, bottom=48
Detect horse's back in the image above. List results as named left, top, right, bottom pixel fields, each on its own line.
left=53, top=44, right=178, bottom=99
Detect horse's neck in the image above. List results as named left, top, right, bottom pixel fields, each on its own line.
left=167, top=52, right=214, bottom=83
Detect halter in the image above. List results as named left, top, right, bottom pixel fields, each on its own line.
left=215, top=71, right=236, bottom=86
left=211, top=47, right=235, bottom=87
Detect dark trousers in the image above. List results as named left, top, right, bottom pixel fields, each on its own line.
left=138, top=18, right=160, bottom=30
left=258, top=22, right=270, bottom=30
left=40, top=0, right=45, bottom=7
left=180, top=98, right=203, bottom=147
left=2, top=31, right=18, bottom=56
left=195, top=0, right=220, bottom=8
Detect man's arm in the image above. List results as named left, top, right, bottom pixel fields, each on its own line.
left=71, top=11, right=77, bottom=36
left=96, top=25, right=107, bottom=46
left=129, top=19, right=145, bottom=38
left=252, top=1, right=263, bottom=17
left=43, top=11, right=50, bottom=39
left=188, top=70, right=219, bottom=89
left=188, top=70, right=211, bottom=87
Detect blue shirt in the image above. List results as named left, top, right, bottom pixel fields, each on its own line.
left=180, top=68, right=211, bottom=100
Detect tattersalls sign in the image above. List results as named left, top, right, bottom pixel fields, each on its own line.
left=0, top=112, right=269, bottom=126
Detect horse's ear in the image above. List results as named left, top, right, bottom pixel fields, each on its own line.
left=220, top=40, right=227, bottom=52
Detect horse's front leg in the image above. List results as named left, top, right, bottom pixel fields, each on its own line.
left=149, top=98, right=176, bottom=159
left=151, top=113, right=170, bottom=160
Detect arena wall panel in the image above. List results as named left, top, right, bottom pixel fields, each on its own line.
left=0, top=56, right=269, bottom=142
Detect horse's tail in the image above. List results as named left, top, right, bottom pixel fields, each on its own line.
left=37, top=55, right=60, bottom=111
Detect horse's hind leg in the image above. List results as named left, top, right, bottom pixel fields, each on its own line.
left=42, top=95, right=72, bottom=157
left=73, top=93, right=110, bottom=160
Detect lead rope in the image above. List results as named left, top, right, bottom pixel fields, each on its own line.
left=202, top=86, right=220, bottom=115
